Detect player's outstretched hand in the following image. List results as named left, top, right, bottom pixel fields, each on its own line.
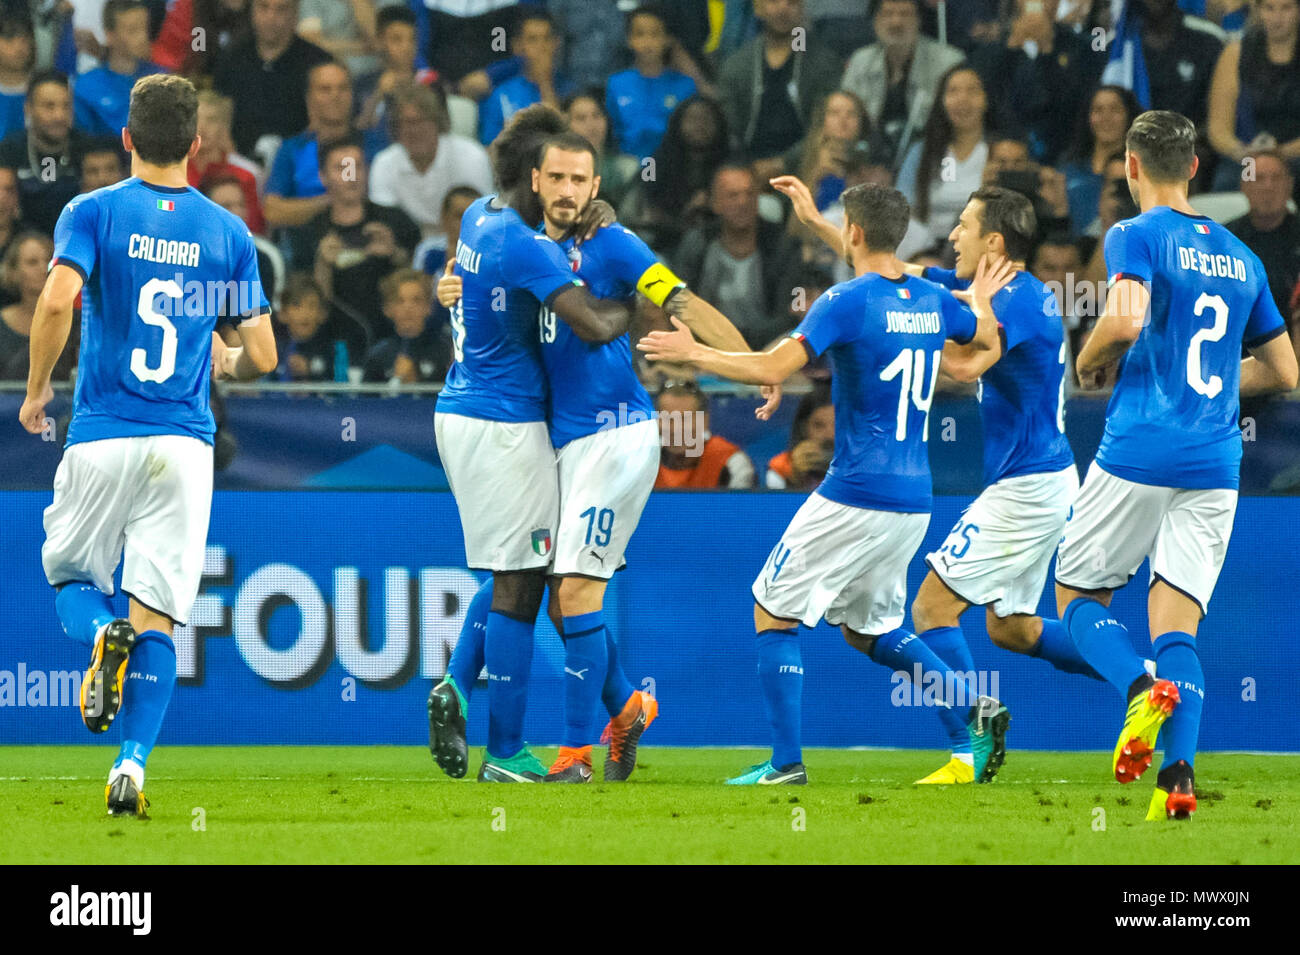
left=19, top=382, right=53, bottom=435
left=637, top=316, right=699, bottom=364
left=971, top=253, right=1016, bottom=307
left=437, top=259, right=462, bottom=307
left=769, top=175, right=817, bottom=225
left=756, top=383, right=782, bottom=420
left=572, top=198, right=617, bottom=245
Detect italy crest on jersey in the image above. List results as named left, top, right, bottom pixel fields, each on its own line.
left=531, top=528, right=553, bottom=556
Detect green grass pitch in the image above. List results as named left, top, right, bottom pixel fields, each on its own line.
left=3, top=746, right=1297, bottom=864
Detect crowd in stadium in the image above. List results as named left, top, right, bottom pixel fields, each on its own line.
left=0, top=0, right=1297, bottom=475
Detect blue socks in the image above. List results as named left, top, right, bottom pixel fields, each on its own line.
left=601, top=628, right=635, bottom=717
left=561, top=611, right=608, bottom=748
left=1030, top=617, right=1104, bottom=681
left=871, top=628, right=980, bottom=712
left=115, top=630, right=176, bottom=777
left=756, top=628, right=803, bottom=769
left=55, top=583, right=116, bottom=647
left=1153, top=631, right=1203, bottom=770
left=918, top=626, right=974, bottom=753
left=484, top=610, right=535, bottom=759
left=1062, top=597, right=1146, bottom=697
left=447, top=578, right=492, bottom=698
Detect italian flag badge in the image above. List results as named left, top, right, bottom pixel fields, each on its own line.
left=157, top=199, right=175, bottom=211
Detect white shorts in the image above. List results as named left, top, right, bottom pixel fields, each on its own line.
left=553, top=420, right=660, bottom=579
left=1055, top=462, right=1237, bottom=614
left=926, top=465, right=1080, bottom=617
left=752, top=493, right=930, bottom=635
left=42, top=435, right=214, bottom=624
left=434, top=412, right=558, bottom=571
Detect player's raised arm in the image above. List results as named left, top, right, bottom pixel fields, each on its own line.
left=637, top=318, right=807, bottom=386
left=770, top=174, right=925, bottom=278
left=20, top=264, right=83, bottom=433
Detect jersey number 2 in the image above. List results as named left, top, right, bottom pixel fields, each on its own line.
left=129, top=278, right=181, bottom=384
left=1187, top=293, right=1229, bottom=399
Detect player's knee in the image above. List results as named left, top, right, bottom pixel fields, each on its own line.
left=986, top=612, right=1038, bottom=653
left=910, top=595, right=937, bottom=635
left=555, top=575, right=605, bottom=617
left=491, top=569, right=547, bottom=620
left=842, top=627, right=877, bottom=657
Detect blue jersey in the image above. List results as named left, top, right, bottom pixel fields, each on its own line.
left=53, top=179, right=268, bottom=447
left=925, top=267, right=1074, bottom=484
left=542, top=225, right=658, bottom=448
left=791, top=273, right=977, bottom=512
left=438, top=196, right=582, bottom=423
left=1099, top=208, right=1285, bottom=490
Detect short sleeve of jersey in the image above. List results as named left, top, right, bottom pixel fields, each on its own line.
left=507, top=225, right=581, bottom=305
left=921, top=266, right=961, bottom=291
left=791, top=289, right=850, bottom=358
left=52, top=195, right=99, bottom=281
left=996, top=280, right=1035, bottom=352
left=264, top=141, right=296, bottom=197
left=1104, top=220, right=1154, bottom=285
left=226, top=227, right=271, bottom=326
left=1243, top=263, right=1286, bottom=348
left=602, top=226, right=661, bottom=290
left=941, top=289, right=977, bottom=344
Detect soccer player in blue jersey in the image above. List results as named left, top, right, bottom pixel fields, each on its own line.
left=1054, top=111, right=1298, bottom=820
left=638, top=183, right=1016, bottom=785
left=775, top=175, right=1100, bottom=784
left=19, top=74, right=277, bottom=816
left=431, top=105, right=640, bottom=783
left=431, top=130, right=771, bottom=782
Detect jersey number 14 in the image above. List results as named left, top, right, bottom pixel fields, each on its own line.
left=879, top=347, right=941, bottom=441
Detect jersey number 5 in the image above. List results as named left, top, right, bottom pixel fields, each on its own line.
left=879, top=347, right=941, bottom=441
left=129, top=277, right=181, bottom=384
left=1187, top=293, right=1228, bottom=399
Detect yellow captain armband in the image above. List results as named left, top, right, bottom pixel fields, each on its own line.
left=636, top=262, right=686, bottom=307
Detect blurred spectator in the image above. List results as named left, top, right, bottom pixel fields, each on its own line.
left=478, top=9, right=572, bottom=146
left=717, top=0, right=842, bottom=178
left=0, top=70, right=85, bottom=235
left=778, top=262, right=834, bottom=377
left=564, top=89, right=638, bottom=208
left=654, top=380, right=756, bottom=489
left=298, top=0, right=383, bottom=78
left=0, top=232, right=75, bottom=381
left=1228, top=151, right=1300, bottom=316
left=291, top=133, right=420, bottom=361
left=73, top=0, right=162, bottom=137
left=1180, top=1, right=1252, bottom=31
left=766, top=380, right=833, bottom=489
left=1208, top=0, right=1300, bottom=192
left=369, top=83, right=492, bottom=240
left=841, top=0, right=965, bottom=169
left=202, top=173, right=285, bottom=309
left=606, top=5, right=697, bottom=160
left=78, top=136, right=127, bottom=191
left=1120, top=0, right=1224, bottom=128
left=0, top=166, right=31, bottom=294
left=189, top=91, right=266, bottom=235
left=262, top=60, right=354, bottom=231
left=631, top=94, right=731, bottom=252
left=980, top=135, right=1073, bottom=237
left=355, top=5, right=440, bottom=145
left=793, top=90, right=873, bottom=211
left=362, top=268, right=451, bottom=384
left=897, top=65, right=991, bottom=251
left=152, top=0, right=250, bottom=76
left=1031, top=232, right=1089, bottom=367
left=549, top=0, right=629, bottom=89
left=416, top=0, right=521, bottom=87
left=1081, top=152, right=1139, bottom=299
left=1060, top=85, right=1141, bottom=238
left=0, top=13, right=34, bottom=142
left=212, top=0, right=331, bottom=161
left=967, top=0, right=1106, bottom=165
left=274, top=272, right=346, bottom=382
left=807, top=0, right=876, bottom=60
left=672, top=163, right=803, bottom=349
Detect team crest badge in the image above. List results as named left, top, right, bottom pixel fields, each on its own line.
left=531, top=528, right=552, bottom=556
left=568, top=248, right=582, bottom=272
